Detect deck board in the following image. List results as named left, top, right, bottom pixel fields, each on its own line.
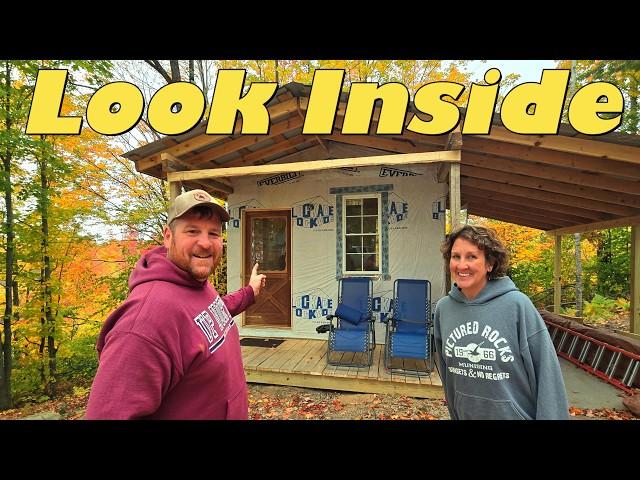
left=242, top=338, right=443, bottom=399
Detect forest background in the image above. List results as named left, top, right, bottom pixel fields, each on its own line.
left=0, top=59, right=637, bottom=410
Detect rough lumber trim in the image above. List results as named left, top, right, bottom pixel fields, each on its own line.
left=449, top=162, right=461, bottom=229
left=168, top=150, right=461, bottom=181
left=161, top=153, right=233, bottom=194
left=169, top=181, right=182, bottom=201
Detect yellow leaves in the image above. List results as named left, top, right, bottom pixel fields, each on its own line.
left=476, top=218, right=554, bottom=267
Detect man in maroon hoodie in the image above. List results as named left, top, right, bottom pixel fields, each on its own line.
left=85, top=189, right=266, bottom=419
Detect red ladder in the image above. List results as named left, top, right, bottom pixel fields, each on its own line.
left=545, top=321, right=640, bottom=395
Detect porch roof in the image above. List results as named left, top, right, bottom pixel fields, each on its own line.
left=122, top=81, right=640, bottom=235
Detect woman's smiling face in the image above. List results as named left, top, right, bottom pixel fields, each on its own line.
left=449, top=237, right=493, bottom=300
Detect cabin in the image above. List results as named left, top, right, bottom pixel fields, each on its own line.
left=123, top=81, right=640, bottom=397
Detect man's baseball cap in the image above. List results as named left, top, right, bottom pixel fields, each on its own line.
left=167, top=189, right=230, bottom=224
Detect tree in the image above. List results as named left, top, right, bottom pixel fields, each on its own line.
left=558, top=60, right=639, bottom=134
left=0, top=60, right=42, bottom=409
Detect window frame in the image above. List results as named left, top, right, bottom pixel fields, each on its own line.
left=342, top=193, right=382, bottom=276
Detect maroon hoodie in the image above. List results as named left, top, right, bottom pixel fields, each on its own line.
left=85, top=245, right=254, bottom=420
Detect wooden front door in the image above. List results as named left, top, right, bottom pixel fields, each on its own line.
left=243, top=210, right=291, bottom=327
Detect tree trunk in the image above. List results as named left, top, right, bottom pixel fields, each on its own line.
left=169, top=60, right=181, bottom=82
left=39, top=144, right=57, bottom=398
left=0, top=61, right=14, bottom=409
left=574, top=233, right=583, bottom=317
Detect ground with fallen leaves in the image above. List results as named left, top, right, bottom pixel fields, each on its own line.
left=0, top=383, right=637, bottom=420
left=247, top=385, right=448, bottom=420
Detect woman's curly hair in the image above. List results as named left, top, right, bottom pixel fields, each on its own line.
left=440, top=225, right=510, bottom=279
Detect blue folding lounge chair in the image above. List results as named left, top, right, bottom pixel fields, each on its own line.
left=317, top=277, right=375, bottom=367
left=383, top=279, right=432, bottom=376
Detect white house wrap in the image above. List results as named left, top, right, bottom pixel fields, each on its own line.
left=227, top=163, right=447, bottom=342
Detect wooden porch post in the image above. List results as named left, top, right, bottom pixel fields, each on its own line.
left=631, top=225, right=640, bottom=333
left=169, top=181, right=182, bottom=201
left=554, top=234, right=562, bottom=314
left=163, top=157, right=182, bottom=201
left=449, top=163, right=461, bottom=230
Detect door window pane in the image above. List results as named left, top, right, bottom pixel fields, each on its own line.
left=251, top=218, right=286, bottom=271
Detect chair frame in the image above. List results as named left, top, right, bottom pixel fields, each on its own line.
left=383, top=279, right=433, bottom=377
left=325, top=277, right=376, bottom=368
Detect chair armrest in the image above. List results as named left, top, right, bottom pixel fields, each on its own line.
left=316, top=324, right=331, bottom=334
left=394, top=317, right=430, bottom=325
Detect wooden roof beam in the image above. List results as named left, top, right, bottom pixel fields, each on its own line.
left=136, top=97, right=304, bottom=171
left=546, top=215, right=640, bottom=235
left=462, top=185, right=610, bottom=221
left=463, top=151, right=640, bottom=195
left=182, top=116, right=305, bottom=167
left=185, top=179, right=231, bottom=200
left=436, top=163, right=450, bottom=183
left=314, top=102, right=449, bottom=149
left=467, top=202, right=573, bottom=227
left=468, top=206, right=561, bottom=231
left=220, top=135, right=308, bottom=168
left=462, top=193, right=598, bottom=225
left=461, top=176, right=639, bottom=217
left=483, top=125, right=640, bottom=164
left=463, top=136, right=640, bottom=180
left=320, top=132, right=433, bottom=154
left=461, top=164, right=640, bottom=210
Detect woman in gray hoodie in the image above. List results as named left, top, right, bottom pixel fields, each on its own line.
left=434, top=225, right=569, bottom=420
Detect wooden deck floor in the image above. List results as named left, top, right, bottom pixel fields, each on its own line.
left=242, top=338, right=443, bottom=399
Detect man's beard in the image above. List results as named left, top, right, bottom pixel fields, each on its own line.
left=169, top=240, right=218, bottom=282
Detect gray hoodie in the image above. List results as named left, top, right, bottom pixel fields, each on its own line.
left=434, top=276, right=569, bottom=420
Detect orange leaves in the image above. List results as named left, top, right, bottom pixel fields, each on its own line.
left=249, top=392, right=329, bottom=420
left=569, top=406, right=637, bottom=420
left=476, top=217, right=553, bottom=266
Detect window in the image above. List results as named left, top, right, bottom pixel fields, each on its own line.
left=343, top=195, right=381, bottom=274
